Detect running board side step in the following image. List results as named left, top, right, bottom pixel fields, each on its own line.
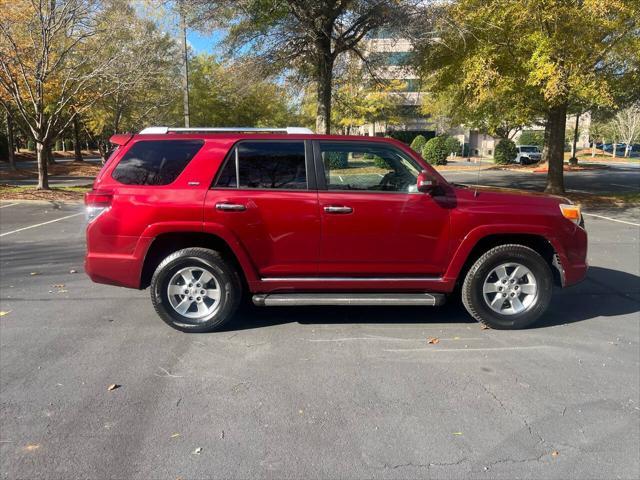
left=252, top=293, right=446, bottom=307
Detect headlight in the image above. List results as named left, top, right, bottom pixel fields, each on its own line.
left=559, top=203, right=581, bottom=225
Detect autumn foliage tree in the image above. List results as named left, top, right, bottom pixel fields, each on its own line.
left=416, top=0, right=640, bottom=194
left=195, top=0, right=415, bottom=134
left=0, top=0, right=182, bottom=188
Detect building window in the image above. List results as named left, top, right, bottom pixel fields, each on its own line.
left=369, top=51, right=411, bottom=66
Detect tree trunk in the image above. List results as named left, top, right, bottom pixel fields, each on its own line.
left=541, top=121, right=551, bottom=164
left=73, top=114, right=83, bottom=162
left=36, top=140, right=50, bottom=190
left=180, top=2, right=190, bottom=128
left=315, top=48, right=334, bottom=134
left=6, top=110, right=16, bottom=170
left=544, top=102, right=568, bottom=194
left=570, top=113, right=580, bottom=164
left=47, top=143, right=55, bottom=165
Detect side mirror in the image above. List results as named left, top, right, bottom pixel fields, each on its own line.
left=417, top=170, right=437, bottom=193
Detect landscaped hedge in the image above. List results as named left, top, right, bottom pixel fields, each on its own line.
left=325, top=151, right=348, bottom=169
left=422, top=136, right=449, bottom=165
left=410, top=135, right=427, bottom=153
left=444, top=136, right=462, bottom=156
left=494, top=138, right=518, bottom=164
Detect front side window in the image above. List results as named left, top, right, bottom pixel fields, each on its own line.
left=215, top=141, right=307, bottom=190
left=112, top=140, right=203, bottom=185
left=520, top=146, right=540, bottom=153
left=319, top=142, right=421, bottom=193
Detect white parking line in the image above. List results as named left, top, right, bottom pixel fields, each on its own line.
left=383, top=345, right=550, bottom=353
left=307, top=336, right=482, bottom=342
left=583, top=213, right=640, bottom=227
left=0, top=212, right=83, bottom=237
left=0, top=203, right=19, bottom=209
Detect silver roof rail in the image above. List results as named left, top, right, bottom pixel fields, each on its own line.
left=139, top=126, right=314, bottom=135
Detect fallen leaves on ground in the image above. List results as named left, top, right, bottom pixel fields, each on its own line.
left=107, top=384, right=120, bottom=391
left=427, top=337, right=440, bottom=344
left=551, top=450, right=559, bottom=458
left=0, top=311, right=11, bottom=317
left=69, top=269, right=77, bottom=274
left=192, top=447, right=203, bottom=455
left=171, top=433, right=181, bottom=438
left=452, top=432, right=463, bottom=436
left=23, top=444, right=40, bottom=452
left=53, top=284, right=65, bottom=288
left=480, top=324, right=491, bottom=330
left=30, top=272, right=39, bottom=276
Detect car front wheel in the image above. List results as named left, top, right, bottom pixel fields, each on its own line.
left=461, top=244, right=553, bottom=329
left=150, top=247, right=242, bottom=332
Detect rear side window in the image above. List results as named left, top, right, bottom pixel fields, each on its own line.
left=112, top=140, right=204, bottom=185
left=214, top=141, right=306, bottom=190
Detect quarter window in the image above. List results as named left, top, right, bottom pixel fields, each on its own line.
left=319, top=142, right=421, bottom=193
left=112, top=140, right=203, bottom=186
left=215, top=141, right=307, bottom=190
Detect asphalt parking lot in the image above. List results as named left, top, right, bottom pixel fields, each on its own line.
left=1, top=189, right=639, bottom=479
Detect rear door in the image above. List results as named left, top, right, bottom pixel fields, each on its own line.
left=204, top=140, right=320, bottom=277
left=314, top=140, right=450, bottom=276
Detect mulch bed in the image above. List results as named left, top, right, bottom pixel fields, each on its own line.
left=0, top=161, right=101, bottom=181
left=565, top=192, right=640, bottom=209
left=0, top=185, right=88, bottom=202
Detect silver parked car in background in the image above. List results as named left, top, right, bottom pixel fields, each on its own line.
left=515, top=145, right=542, bottom=164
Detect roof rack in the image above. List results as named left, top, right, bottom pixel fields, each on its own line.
left=139, top=126, right=314, bottom=135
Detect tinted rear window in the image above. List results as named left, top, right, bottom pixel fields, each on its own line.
left=112, top=140, right=204, bottom=185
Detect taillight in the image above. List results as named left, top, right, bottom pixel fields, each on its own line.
left=85, top=190, right=112, bottom=223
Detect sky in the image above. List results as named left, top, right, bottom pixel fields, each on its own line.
left=187, top=30, right=224, bottom=54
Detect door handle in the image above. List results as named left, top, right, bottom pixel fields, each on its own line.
left=324, top=205, right=353, bottom=214
left=216, top=202, right=246, bottom=211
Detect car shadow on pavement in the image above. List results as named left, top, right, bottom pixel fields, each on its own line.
left=223, top=267, right=639, bottom=332
left=533, top=266, right=640, bottom=328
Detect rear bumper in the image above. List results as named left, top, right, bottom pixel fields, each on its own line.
left=85, top=253, right=143, bottom=289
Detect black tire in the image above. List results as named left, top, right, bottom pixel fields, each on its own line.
left=150, top=247, right=242, bottom=333
left=461, top=244, right=553, bottom=329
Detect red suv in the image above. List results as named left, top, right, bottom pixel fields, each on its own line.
left=85, top=127, right=588, bottom=332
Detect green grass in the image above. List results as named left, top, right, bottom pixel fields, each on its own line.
left=606, top=192, right=640, bottom=203
left=575, top=153, right=640, bottom=163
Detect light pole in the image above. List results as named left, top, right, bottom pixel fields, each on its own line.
left=179, top=0, right=190, bottom=128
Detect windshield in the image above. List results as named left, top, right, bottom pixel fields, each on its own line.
left=520, top=146, right=540, bottom=153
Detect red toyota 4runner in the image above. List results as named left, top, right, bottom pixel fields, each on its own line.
left=85, top=127, right=588, bottom=332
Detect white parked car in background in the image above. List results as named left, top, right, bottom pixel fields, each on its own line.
left=515, top=145, right=542, bottom=164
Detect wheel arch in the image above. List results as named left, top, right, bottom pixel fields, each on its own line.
left=139, top=231, right=254, bottom=290
left=447, top=232, right=562, bottom=289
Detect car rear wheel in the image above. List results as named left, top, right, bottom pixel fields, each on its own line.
left=150, top=247, right=241, bottom=332
left=461, top=244, right=553, bottom=329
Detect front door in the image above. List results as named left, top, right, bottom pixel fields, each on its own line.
left=315, top=141, right=450, bottom=276
left=205, top=139, right=319, bottom=277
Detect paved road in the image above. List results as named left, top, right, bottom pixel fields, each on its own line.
left=1, top=158, right=101, bottom=188
left=0, top=201, right=639, bottom=480
left=439, top=163, right=640, bottom=196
